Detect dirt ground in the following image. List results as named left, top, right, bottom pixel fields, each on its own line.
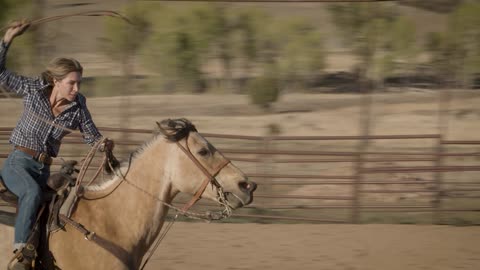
left=146, top=223, right=480, bottom=270
left=1, top=222, right=480, bottom=270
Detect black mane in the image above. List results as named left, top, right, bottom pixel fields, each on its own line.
left=156, top=118, right=197, bottom=142
left=127, top=118, right=197, bottom=163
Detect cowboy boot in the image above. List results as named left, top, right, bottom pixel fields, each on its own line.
left=8, top=244, right=36, bottom=270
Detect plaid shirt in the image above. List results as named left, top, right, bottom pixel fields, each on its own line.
left=0, top=41, right=102, bottom=157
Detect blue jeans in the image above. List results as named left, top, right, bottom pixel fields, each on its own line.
left=1, top=149, right=50, bottom=249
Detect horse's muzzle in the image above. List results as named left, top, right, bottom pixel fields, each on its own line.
left=227, top=180, right=257, bottom=209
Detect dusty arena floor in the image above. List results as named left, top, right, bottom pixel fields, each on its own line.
left=2, top=222, right=480, bottom=270
left=147, top=223, right=480, bottom=270
left=0, top=223, right=480, bottom=270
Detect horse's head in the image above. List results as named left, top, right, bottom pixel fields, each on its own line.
left=157, top=119, right=256, bottom=210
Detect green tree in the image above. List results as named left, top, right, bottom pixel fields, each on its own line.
left=101, top=1, right=151, bottom=146
left=0, top=0, right=36, bottom=74
left=447, top=2, right=480, bottom=88
left=210, top=5, right=234, bottom=92
left=102, top=2, right=151, bottom=78
left=232, top=8, right=271, bottom=87
left=143, top=4, right=221, bottom=93
left=382, top=16, right=417, bottom=87
left=248, top=73, right=280, bottom=110
left=275, top=17, right=325, bottom=91
left=0, top=0, right=9, bottom=23
left=425, top=31, right=452, bottom=83
left=329, top=3, right=396, bottom=87
left=143, top=4, right=323, bottom=96
left=425, top=2, right=480, bottom=88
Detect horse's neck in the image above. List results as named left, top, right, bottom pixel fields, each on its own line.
left=76, top=140, right=179, bottom=255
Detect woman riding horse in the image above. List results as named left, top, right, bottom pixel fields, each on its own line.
left=0, top=20, right=113, bottom=270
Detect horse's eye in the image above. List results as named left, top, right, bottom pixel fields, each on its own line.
left=198, top=148, right=209, bottom=156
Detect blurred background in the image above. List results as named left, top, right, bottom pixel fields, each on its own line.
left=1, top=0, right=480, bottom=225
left=3, top=0, right=479, bottom=96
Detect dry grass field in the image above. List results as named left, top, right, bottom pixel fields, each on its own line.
left=1, top=90, right=479, bottom=137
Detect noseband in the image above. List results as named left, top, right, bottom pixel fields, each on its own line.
left=175, top=133, right=231, bottom=212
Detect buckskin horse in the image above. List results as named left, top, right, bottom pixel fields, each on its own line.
left=1, top=118, right=256, bottom=270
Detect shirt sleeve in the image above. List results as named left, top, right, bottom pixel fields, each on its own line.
left=77, top=95, right=103, bottom=146
left=0, top=40, right=48, bottom=96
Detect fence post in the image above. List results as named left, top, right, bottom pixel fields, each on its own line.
left=352, top=89, right=373, bottom=224
left=433, top=136, right=445, bottom=224
left=256, top=136, right=273, bottom=209
left=265, top=136, right=274, bottom=182
left=433, top=81, right=452, bottom=224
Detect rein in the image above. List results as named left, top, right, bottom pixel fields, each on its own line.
left=74, top=138, right=107, bottom=196
left=67, top=130, right=235, bottom=269
left=175, top=133, right=232, bottom=212
left=78, top=134, right=234, bottom=219
left=139, top=133, right=234, bottom=270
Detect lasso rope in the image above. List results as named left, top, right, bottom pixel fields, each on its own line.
left=0, top=10, right=133, bottom=139
left=0, top=10, right=133, bottom=33
left=71, top=137, right=234, bottom=221
left=2, top=14, right=232, bottom=268
left=74, top=137, right=108, bottom=196
left=106, top=158, right=234, bottom=221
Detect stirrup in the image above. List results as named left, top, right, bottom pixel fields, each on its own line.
left=7, top=244, right=36, bottom=270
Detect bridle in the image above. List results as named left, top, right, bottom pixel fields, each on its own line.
left=174, top=132, right=232, bottom=212
left=66, top=132, right=239, bottom=269
left=137, top=132, right=237, bottom=270
left=80, top=134, right=238, bottom=218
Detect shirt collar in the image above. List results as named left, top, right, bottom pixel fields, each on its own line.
left=41, top=87, right=79, bottom=110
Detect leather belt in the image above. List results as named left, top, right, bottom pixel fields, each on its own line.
left=15, top=146, right=52, bottom=165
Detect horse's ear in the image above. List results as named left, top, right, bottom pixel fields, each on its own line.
left=156, top=119, right=180, bottom=141
left=155, top=121, right=162, bottom=130
left=156, top=118, right=196, bottom=141
left=154, top=121, right=162, bottom=135
left=157, top=119, right=174, bottom=134
left=155, top=120, right=170, bottom=136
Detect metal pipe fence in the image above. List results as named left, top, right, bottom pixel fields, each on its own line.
left=1, top=126, right=480, bottom=224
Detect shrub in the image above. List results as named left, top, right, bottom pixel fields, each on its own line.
left=247, top=76, right=280, bottom=110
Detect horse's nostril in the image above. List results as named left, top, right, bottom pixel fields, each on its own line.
left=238, top=181, right=249, bottom=191
left=239, top=181, right=256, bottom=192
left=251, top=181, right=257, bottom=192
